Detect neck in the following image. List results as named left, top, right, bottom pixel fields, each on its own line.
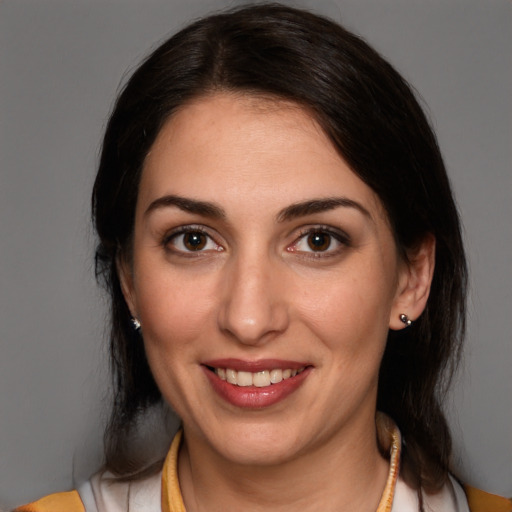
left=178, top=414, right=390, bottom=512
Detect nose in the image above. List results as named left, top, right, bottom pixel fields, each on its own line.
left=217, top=254, right=289, bottom=346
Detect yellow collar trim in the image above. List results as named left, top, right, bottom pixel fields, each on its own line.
left=376, top=412, right=401, bottom=512
left=162, top=429, right=186, bottom=512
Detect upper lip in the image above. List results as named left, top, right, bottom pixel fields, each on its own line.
left=203, top=358, right=311, bottom=372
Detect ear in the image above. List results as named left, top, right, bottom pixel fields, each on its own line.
left=389, top=234, right=436, bottom=330
left=116, top=252, right=138, bottom=319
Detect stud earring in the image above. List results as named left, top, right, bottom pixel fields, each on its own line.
left=399, top=314, right=412, bottom=327
left=131, top=317, right=141, bottom=331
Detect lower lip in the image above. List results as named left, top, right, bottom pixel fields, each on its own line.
left=203, top=367, right=311, bottom=409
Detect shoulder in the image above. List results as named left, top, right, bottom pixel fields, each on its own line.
left=83, top=469, right=161, bottom=511
left=393, top=475, right=512, bottom=512
left=13, top=470, right=162, bottom=512
left=393, top=474, right=470, bottom=512
left=14, top=490, right=85, bottom=512
left=465, top=485, right=512, bottom=512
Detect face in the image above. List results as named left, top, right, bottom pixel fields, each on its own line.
left=121, top=93, right=413, bottom=466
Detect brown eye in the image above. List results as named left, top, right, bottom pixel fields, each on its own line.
left=289, top=227, right=349, bottom=257
left=307, top=232, right=331, bottom=251
left=165, top=227, right=223, bottom=255
left=183, top=232, right=207, bottom=251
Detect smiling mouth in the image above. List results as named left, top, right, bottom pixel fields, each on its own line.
left=203, top=361, right=312, bottom=408
left=210, top=367, right=307, bottom=387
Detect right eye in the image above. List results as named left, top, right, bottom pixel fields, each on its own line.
left=165, top=228, right=222, bottom=254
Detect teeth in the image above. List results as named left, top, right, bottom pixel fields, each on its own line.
left=237, top=371, right=253, bottom=387
left=253, top=370, right=270, bottom=387
left=214, top=367, right=305, bottom=387
left=270, top=369, right=283, bottom=384
left=226, top=368, right=237, bottom=384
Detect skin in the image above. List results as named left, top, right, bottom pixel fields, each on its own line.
left=120, top=93, right=435, bottom=512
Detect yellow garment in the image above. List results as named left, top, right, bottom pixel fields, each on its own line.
left=376, top=413, right=401, bottom=512
left=162, top=429, right=186, bottom=512
left=15, top=490, right=85, bottom=512
left=464, top=486, right=512, bottom=512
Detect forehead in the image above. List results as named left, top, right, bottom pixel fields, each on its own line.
left=140, top=93, right=386, bottom=220
left=146, top=92, right=328, bottom=166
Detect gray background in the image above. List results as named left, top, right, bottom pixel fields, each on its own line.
left=1, top=0, right=510, bottom=508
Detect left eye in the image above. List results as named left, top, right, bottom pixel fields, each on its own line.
left=168, top=230, right=220, bottom=253
left=291, top=230, right=345, bottom=253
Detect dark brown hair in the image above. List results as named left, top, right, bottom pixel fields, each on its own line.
left=93, top=2, right=467, bottom=494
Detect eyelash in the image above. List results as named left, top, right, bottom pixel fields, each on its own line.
left=161, top=225, right=351, bottom=258
left=288, top=226, right=351, bottom=258
left=162, top=225, right=223, bottom=256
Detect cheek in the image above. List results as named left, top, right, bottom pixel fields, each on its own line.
left=134, top=266, right=215, bottom=355
left=133, top=270, right=217, bottom=412
left=294, top=264, right=396, bottom=358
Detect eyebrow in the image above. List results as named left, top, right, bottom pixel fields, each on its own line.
left=276, top=197, right=371, bottom=222
left=144, top=195, right=226, bottom=219
left=144, top=194, right=370, bottom=222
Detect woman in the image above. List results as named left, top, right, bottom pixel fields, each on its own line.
left=15, top=3, right=511, bottom=512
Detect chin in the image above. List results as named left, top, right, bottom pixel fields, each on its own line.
left=206, top=422, right=307, bottom=466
